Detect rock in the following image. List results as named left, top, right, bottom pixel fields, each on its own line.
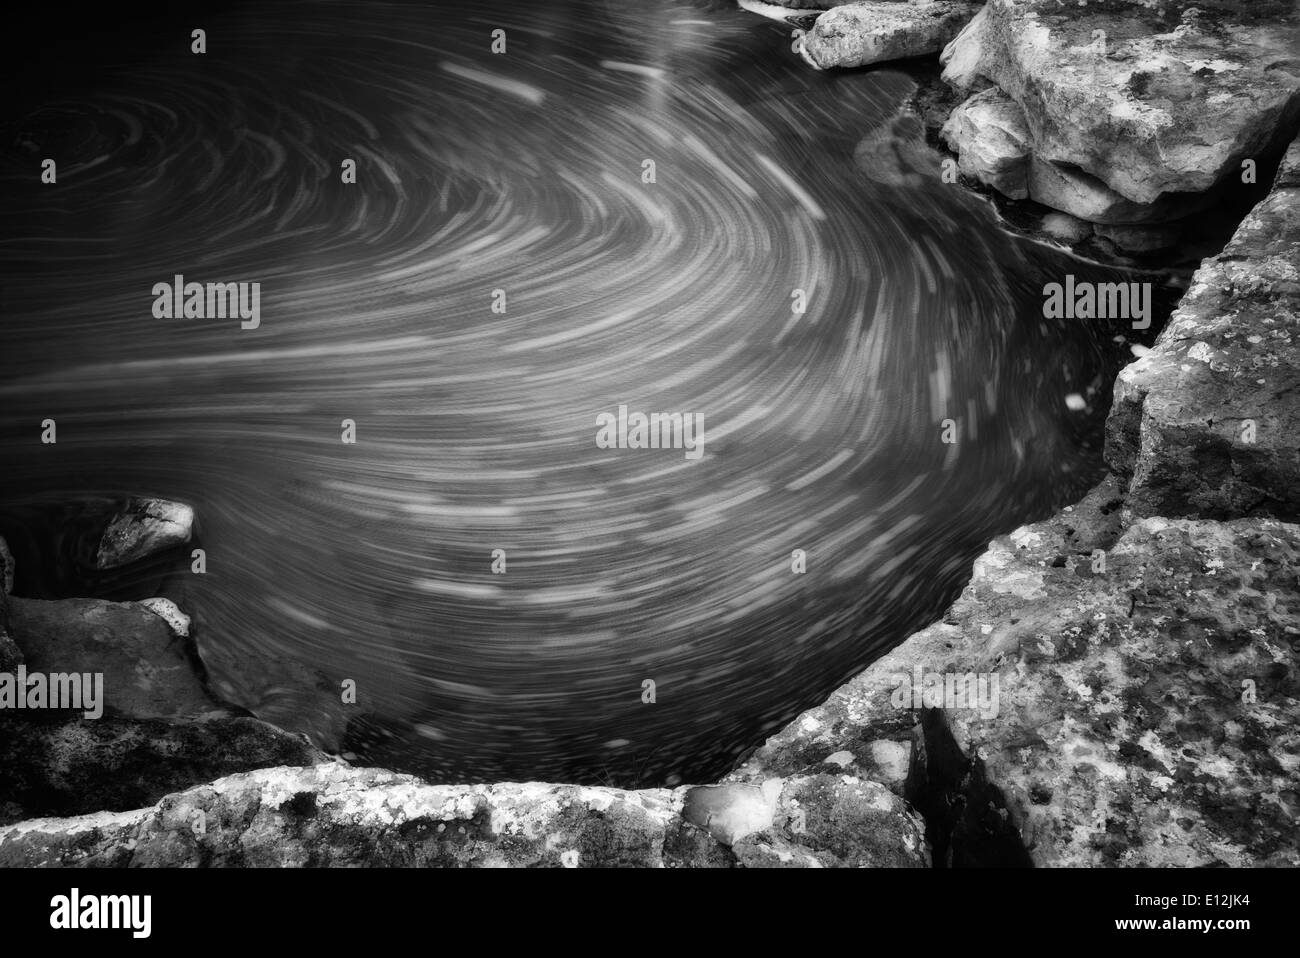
left=751, top=0, right=860, bottom=8
left=0, top=761, right=930, bottom=867
left=138, top=597, right=191, bottom=637
left=95, top=497, right=193, bottom=570
left=0, top=579, right=20, bottom=675
left=941, top=86, right=1031, bottom=198
left=0, top=535, right=13, bottom=594
left=728, top=470, right=1300, bottom=867
left=757, top=773, right=928, bottom=867
left=795, top=1, right=982, bottom=70
left=854, top=110, right=940, bottom=189
left=948, top=514, right=1300, bottom=866
left=202, top=641, right=354, bottom=755
left=1107, top=132, right=1300, bottom=521
left=1093, top=221, right=1182, bottom=254
left=940, top=0, right=1300, bottom=205
left=1026, top=156, right=1185, bottom=225
left=1040, top=211, right=1092, bottom=244
left=725, top=641, right=921, bottom=794
left=938, top=2, right=991, bottom=92
left=0, top=766, right=702, bottom=868
left=682, top=780, right=783, bottom=845
left=8, top=597, right=229, bottom=722
left=0, top=716, right=328, bottom=826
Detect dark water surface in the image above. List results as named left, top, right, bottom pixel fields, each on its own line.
left=0, top=0, right=1158, bottom=785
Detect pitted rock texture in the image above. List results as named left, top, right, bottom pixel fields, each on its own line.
left=0, top=764, right=929, bottom=867
left=940, top=0, right=1300, bottom=206
left=1107, top=134, right=1300, bottom=520
left=729, top=475, right=1300, bottom=866
left=0, top=715, right=328, bottom=826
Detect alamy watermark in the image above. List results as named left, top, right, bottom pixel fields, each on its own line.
left=1043, top=274, right=1151, bottom=330
left=0, top=666, right=104, bottom=719
left=151, top=273, right=260, bottom=329
left=890, top=666, right=1000, bottom=719
left=50, top=889, right=151, bottom=938
left=595, top=404, right=705, bottom=460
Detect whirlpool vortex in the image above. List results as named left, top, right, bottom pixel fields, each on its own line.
left=0, top=0, right=1145, bottom=785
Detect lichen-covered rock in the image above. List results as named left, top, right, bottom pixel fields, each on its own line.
left=1107, top=134, right=1300, bottom=520
left=8, top=596, right=228, bottom=721
left=0, top=766, right=698, bottom=868
left=764, top=774, right=928, bottom=867
left=0, top=760, right=930, bottom=867
left=731, top=474, right=1300, bottom=867
left=0, top=715, right=327, bottom=825
left=725, top=642, right=921, bottom=795
left=795, top=1, right=982, bottom=70
left=940, top=0, right=1300, bottom=205
left=95, top=497, right=194, bottom=570
left=948, top=514, right=1300, bottom=866
left=941, top=86, right=1031, bottom=198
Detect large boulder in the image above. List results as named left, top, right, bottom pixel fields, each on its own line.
left=795, top=1, right=982, bottom=70
left=727, top=477, right=1300, bottom=867
left=8, top=596, right=228, bottom=722
left=0, top=764, right=928, bottom=867
left=1107, top=134, right=1300, bottom=520
left=940, top=0, right=1300, bottom=205
left=942, top=511, right=1300, bottom=867
left=0, top=715, right=327, bottom=825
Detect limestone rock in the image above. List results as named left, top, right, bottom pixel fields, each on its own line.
left=1026, top=156, right=1182, bottom=225
left=940, top=0, right=1300, bottom=204
left=95, top=498, right=193, bottom=570
left=0, top=716, right=327, bottom=826
left=0, top=766, right=699, bottom=868
left=941, top=86, right=1031, bottom=198
left=1040, top=211, right=1091, bottom=245
left=765, top=773, right=928, bottom=867
left=138, top=597, right=191, bottom=638
left=796, top=1, right=982, bottom=70
left=755, top=0, right=861, bottom=8
left=0, top=761, right=930, bottom=867
left=682, top=780, right=783, bottom=845
left=729, top=465, right=1300, bottom=866
left=938, top=513, right=1300, bottom=867
left=8, top=596, right=228, bottom=722
left=1107, top=133, right=1300, bottom=521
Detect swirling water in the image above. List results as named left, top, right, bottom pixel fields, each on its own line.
left=0, top=0, right=1158, bottom=785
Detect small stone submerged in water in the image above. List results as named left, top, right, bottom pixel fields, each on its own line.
left=95, top=498, right=194, bottom=570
